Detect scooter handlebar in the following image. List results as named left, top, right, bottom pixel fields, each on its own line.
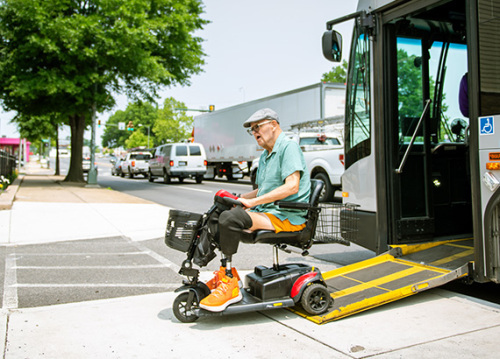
left=214, top=189, right=242, bottom=207
left=222, top=196, right=243, bottom=206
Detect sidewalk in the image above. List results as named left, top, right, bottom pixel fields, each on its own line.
left=1, top=162, right=500, bottom=358
left=0, top=162, right=170, bottom=244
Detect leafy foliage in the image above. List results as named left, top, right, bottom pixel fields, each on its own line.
left=397, top=49, right=425, bottom=119
left=0, top=0, right=207, bottom=181
left=153, top=97, right=193, bottom=144
left=102, top=101, right=157, bottom=148
left=125, top=130, right=149, bottom=149
left=102, top=97, right=193, bottom=149
left=321, top=60, right=348, bottom=83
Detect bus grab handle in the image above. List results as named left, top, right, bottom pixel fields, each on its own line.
left=395, top=99, right=432, bottom=174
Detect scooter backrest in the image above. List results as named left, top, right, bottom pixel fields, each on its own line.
left=309, top=179, right=325, bottom=207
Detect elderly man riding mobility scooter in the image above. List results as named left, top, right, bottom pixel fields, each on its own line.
left=165, top=109, right=333, bottom=322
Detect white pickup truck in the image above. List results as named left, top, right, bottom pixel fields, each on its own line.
left=120, top=151, right=152, bottom=178
left=250, top=131, right=344, bottom=202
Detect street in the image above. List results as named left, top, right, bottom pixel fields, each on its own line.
left=58, top=156, right=254, bottom=213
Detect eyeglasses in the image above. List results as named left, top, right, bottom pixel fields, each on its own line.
left=247, top=120, right=273, bottom=136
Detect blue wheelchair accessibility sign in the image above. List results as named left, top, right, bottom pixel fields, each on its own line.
left=480, top=116, right=494, bottom=135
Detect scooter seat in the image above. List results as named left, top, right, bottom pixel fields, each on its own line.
left=250, top=228, right=308, bottom=246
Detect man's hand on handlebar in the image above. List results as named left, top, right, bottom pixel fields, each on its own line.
left=237, top=197, right=258, bottom=209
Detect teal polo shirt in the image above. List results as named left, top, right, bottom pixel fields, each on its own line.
left=253, top=132, right=311, bottom=225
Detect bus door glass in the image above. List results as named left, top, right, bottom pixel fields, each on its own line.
left=396, top=37, right=427, bottom=222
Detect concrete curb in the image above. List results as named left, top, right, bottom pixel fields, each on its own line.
left=0, top=175, right=24, bottom=210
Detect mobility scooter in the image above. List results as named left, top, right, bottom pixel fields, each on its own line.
left=165, top=179, right=333, bottom=323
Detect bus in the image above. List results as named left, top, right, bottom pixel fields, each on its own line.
left=313, top=0, right=500, bottom=323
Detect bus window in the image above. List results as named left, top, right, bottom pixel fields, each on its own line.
left=396, top=38, right=468, bottom=145
left=396, top=37, right=424, bottom=144
left=345, top=26, right=371, bottom=168
left=428, top=42, right=468, bottom=143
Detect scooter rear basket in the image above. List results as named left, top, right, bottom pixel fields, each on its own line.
left=165, top=210, right=203, bottom=252
left=314, top=203, right=359, bottom=245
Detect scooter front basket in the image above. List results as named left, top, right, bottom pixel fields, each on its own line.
left=165, top=210, right=203, bottom=252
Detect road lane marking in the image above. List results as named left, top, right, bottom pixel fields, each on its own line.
left=15, top=265, right=168, bottom=269
left=174, top=186, right=212, bottom=193
left=125, top=238, right=181, bottom=272
left=3, top=254, right=18, bottom=309
left=13, top=283, right=180, bottom=288
left=14, top=252, right=147, bottom=256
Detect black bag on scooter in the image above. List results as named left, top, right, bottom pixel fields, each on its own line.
left=192, top=190, right=239, bottom=266
left=192, top=225, right=217, bottom=267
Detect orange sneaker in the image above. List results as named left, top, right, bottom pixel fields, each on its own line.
left=199, top=275, right=242, bottom=312
left=206, top=267, right=241, bottom=291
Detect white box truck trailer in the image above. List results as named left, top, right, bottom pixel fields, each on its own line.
left=194, top=82, right=345, bottom=180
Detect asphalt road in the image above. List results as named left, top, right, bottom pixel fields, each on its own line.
left=98, top=161, right=254, bottom=213
left=2, top=237, right=182, bottom=308
left=53, top=156, right=254, bottom=213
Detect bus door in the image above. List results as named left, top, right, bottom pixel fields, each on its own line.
left=383, top=1, right=473, bottom=244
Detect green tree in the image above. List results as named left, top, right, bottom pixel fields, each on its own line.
left=397, top=49, right=448, bottom=118
left=153, top=97, right=193, bottom=143
left=397, top=49, right=425, bottom=119
left=125, top=131, right=148, bottom=149
left=102, top=101, right=158, bottom=149
left=0, top=0, right=207, bottom=182
left=13, top=114, right=66, bottom=174
left=321, top=60, right=348, bottom=83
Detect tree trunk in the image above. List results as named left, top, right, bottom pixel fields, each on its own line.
left=64, top=113, right=86, bottom=183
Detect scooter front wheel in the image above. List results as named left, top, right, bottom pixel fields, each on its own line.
left=173, top=292, right=199, bottom=323
left=301, top=283, right=331, bottom=315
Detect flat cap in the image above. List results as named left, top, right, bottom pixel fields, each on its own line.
left=243, top=108, right=280, bottom=128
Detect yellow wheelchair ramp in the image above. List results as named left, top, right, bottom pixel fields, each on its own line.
left=293, top=238, right=474, bottom=324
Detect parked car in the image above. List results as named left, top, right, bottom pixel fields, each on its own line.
left=82, top=156, right=98, bottom=174
left=149, top=143, right=207, bottom=183
left=121, top=151, right=152, bottom=178
left=82, top=156, right=91, bottom=173
left=110, top=158, right=123, bottom=176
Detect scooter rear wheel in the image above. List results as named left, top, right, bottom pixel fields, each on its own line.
left=173, top=292, right=199, bottom=323
left=301, top=283, right=331, bottom=315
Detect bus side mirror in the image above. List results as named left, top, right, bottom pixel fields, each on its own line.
left=322, top=30, right=342, bottom=62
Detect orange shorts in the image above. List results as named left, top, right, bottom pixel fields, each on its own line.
left=263, top=213, right=306, bottom=233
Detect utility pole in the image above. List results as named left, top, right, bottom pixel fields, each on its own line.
left=87, top=100, right=98, bottom=186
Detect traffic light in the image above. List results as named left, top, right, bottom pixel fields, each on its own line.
left=98, top=120, right=101, bottom=127
left=127, top=121, right=134, bottom=131
left=209, top=104, right=215, bottom=112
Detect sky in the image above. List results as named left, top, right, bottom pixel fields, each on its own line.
left=0, top=0, right=357, bottom=145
